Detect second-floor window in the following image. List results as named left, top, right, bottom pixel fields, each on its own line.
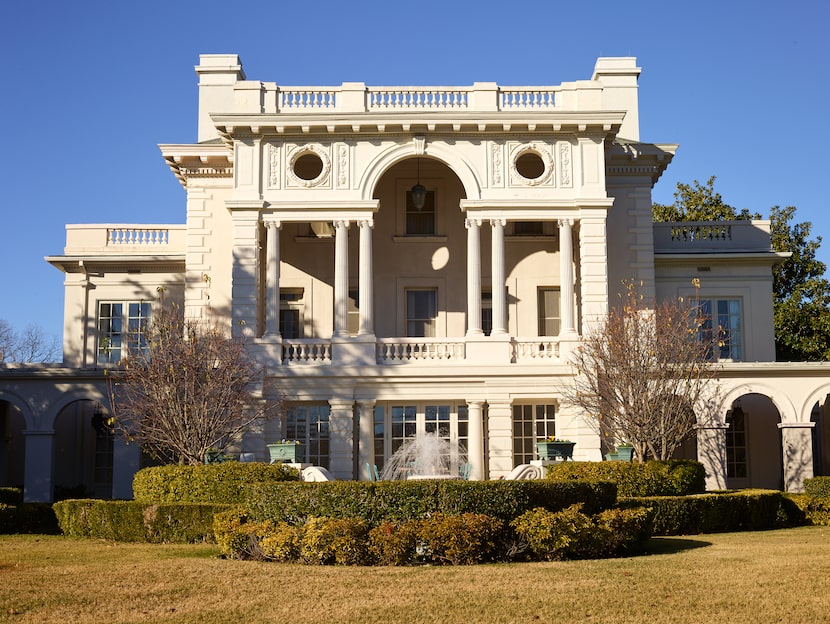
left=405, top=189, right=436, bottom=235
left=538, top=288, right=561, bottom=336
left=97, top=302, right=151, bottom=364
left=406, top=289, right=437, bottom=337
left=698, top=298, right=742, bottom=361
left=280, top=289, right=304, bottom=339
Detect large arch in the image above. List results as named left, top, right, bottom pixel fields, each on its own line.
left=0, top=389, right=36, bottom=430
left=358, top=142, right=482, bottom=203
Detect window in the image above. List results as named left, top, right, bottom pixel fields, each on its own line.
left=512, top=403, right=557, bottom=465
left=512, top=221, right=544, bottom=236
left=348, top=288, right=360, bottom=336
left=726, top=404, right=748, bottom=479
left=481, top=291, right=493, bottom=336
left=280, top=289, right=304, bottom=339
left=405, top=189, right=436, bottom=235
left=285, top=404, right=330, bottom=468
left=698, top=298, right=742, bottom=361
left=97, top=301, right=151, bottom=364
left=406, top=289, right=437, bottom=337
left=538, top=288, right=561, bottom=336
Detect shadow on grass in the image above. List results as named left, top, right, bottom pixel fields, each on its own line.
left=637, top=536, right=713, bottom=556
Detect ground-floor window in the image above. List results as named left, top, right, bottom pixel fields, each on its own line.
left=97, top=301, right=152, bottom=364
left=512, top=403, right=557, bottom=465
left=373, top=402, right=468, bottom=472
left=285, top=403, right=330, bottom=468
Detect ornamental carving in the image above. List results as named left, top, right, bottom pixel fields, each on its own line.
left=286, top=143, right=331, bottom=188
left=337, top=144, right=349, bottom=188
left=559, top=142, right=572, bottom=187
left=491, top=143, right=503, bottom=186
left=268, top=143, right=280, bottom=188
left=509, top=142, right=554, bottom=187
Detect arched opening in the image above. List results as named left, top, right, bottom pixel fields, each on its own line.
left=726, top=393, right=782, bottom=490
left=52, top=400, right=113, bottom=499
left=371, top=157, right=468, bottom=339
left=0, top=400, right=26, bottom=489
left=811, top=395, right=830, bottom=476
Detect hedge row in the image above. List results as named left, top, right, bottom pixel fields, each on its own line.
left=0, top=488, right=60, bottom=535
left=620, top=490, right=800, bottom=535
left=132, top=462, right=300, bottom=504
left=53, top=499, right=232, bottom=542
left=546, top=460, right=706, bottom=497
left=213, top=504, right=652, bottom=565
left=244, top=479, right=617, bottom=525
left=0, top=487, right=23, bottom=505
left=803, top=476, right=830, bottom=499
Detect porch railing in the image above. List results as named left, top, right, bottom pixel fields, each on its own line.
left=282, top=340, right=332, bottom=364
left=376, top=338, right=466, bottom=363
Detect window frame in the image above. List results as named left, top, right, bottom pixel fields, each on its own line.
left=96, top=300, right=152, bottom=364
left=537, top=287, right=561, bottom=337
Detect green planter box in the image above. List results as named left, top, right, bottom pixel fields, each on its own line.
left=267, top=443, right=306, bottom=463
left=605, top=446, right=634, bottom=462
left=536, top=441, right=576, bottom=461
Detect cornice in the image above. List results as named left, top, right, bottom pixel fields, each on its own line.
left=46, top=255, right=186, bottom=274
left=159, top=143, right=234, bottom=188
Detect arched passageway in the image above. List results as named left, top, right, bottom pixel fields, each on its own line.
left=0, top=400, right=26, bottom=488
left=726, top=393, right=782, bottom=490
left=52, top=400, right=113, bottom=499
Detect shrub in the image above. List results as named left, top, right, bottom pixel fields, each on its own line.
left=512, top=505, right=601, bottom=561
left=53, top=499, right=229, bottom=542
left=416, top=513, right=504, bottom=565
left=298, top=517, right=370, bottom=565
left=132, top=462, right=300, bottom=504
left=620, top=490, right=789, bottom=535
left=803, top=476, right=830, bottom=499
left=786, top=494, right=830, bottom=526
left=546, top=460, right=705, bottom=497
left=367, top=520, right=422, bottom=566
left=0, top=502, right=60, bottom=535
left=0, top=487, right=23, bottom=505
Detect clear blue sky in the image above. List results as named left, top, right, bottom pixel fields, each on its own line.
left=1, top=0, right=827, bottom=346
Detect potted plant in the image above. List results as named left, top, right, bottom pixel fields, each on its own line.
left=536, top=436, right=576, bottom=461
left=605, top=442, right=634, bottom=462
left=266, top=439, right=306, bottom=463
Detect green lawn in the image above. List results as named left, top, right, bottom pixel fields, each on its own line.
left=2, top=527, right=830, bottom=623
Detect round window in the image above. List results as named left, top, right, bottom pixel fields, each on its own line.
left=515, top=151, right=546, bottom=180
left=293, top=153, right=324, bottom=181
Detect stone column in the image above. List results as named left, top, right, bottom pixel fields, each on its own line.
left=466, top=218, right=483, bottom=336
left=780, top=422, right=815, bottom=492
left=696, top=423, right=729, bottom=491
left=23, top=430, right=54, bottom=502
left=490, top=218, right=507, bottom=335
left=333, top=220, right=350, bottom=338
left=486, top=399, right=513, bottom=478
left=466, top=400, right=485, bottom=480
left=264, top=220, right=281, bottom=337
left=327, top=398, right=356, bottom=480
left=357, top=400, right=377, bottom=480
left=558, top=218, right=577, bottom=337
left=358, top=219, right=375, bottom=337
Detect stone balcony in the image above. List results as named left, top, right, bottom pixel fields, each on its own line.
left=61, top=224, right=187, bottom=256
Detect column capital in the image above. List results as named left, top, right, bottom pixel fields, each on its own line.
left=333, top=219, right=351, bottom=229
left=489, top=217, right=506, bottom=228
left=465, top=217, right=482, bottom=229
left=357, top=218, right=374, bottom=229
left=557, top=217, right=574, bottom=227
left=263, top=218, right=282, bottom=229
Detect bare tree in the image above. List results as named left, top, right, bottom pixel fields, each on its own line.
left=107, top=303, right=278, bottom=464
left=562, top=280, right=720, bottom=462
left=0, top=319, right=61, bottom=363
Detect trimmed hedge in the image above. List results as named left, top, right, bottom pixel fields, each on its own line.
left=244, top=479, right=617, bottom=525
left=0, top=487, right=23, bottom=505
left=0, top=499, right=60, bottom=535
left=803, top=476, right=830, bottom=499
left=53, top=499, right=232, bottom=542
left=620, top=490, right=797, bottom=535
left=132, top=462, right=300, bottom=504
left=546, top=460, right=706, bottom=497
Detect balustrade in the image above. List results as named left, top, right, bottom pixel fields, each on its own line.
left=282, top=340, right=332, bottom=364
left=107, top=227, right=170, bottom=245
left=376, top=338, right=465, bottom=362
left=513, top=339, right=560, bottom=361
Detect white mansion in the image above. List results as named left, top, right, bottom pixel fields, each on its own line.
left=2, top=55, right=829, bottom=501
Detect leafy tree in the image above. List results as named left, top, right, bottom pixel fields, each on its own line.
left=108, top=302, right=278, bottom=464
left=562, top=280, right=720, bottom=462
left=0, top=319, right=61, bottom=363
left=653, top=176, right=830, bottom=361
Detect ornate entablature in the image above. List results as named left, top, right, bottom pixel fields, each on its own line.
left=159, top=144, right=234, bottom=188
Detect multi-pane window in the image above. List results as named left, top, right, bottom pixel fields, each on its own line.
left=726, top=405, right=748, bottom=479
left=97, top=302, right=151, bottom=364
left=481, top=291, right=493, bottom=336
left=405, top=189, right=436, bottom=235
left=538, top=288, right=561, bottom=336
left=285, top=404, right=330, bottom=468
left=698, top=298, right=742, bottom=361
left=512, top=403, right=557, bottom=465
left=280, top=289, right=304, bottom=339
left=406, top=289, right=437, bottom=337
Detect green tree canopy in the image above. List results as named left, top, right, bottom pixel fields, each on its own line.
left=653, top=176, right=830, bottom=361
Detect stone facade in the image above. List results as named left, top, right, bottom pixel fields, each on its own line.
left=2, top=55, right=829, bottom=501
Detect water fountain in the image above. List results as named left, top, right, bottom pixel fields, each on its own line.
left=379, top=432, right=469, bottom=480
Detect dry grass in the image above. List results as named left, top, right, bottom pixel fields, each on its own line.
left=2, top=527, right=830, bottom=623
